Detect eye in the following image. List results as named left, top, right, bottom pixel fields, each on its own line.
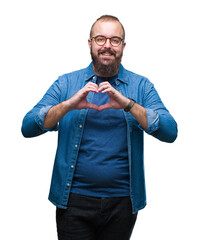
left=96, top=36, right=105, bottom=43
left=111, top=37, right=120, bottom=45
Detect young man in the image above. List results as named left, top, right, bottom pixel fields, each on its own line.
left=22, top=15, right=178, bottom=240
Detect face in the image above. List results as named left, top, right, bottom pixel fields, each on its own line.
left=88, top=20, right=126, bottom=77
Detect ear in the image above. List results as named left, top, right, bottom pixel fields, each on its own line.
left=122, top=41, right=126, bottom=50
left=88, top=39, right=92, bottom=49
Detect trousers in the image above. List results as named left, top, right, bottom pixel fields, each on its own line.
left=56, top=192, right=138, bottom=240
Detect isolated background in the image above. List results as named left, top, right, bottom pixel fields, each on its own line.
left=1, top=0, right=198, bottom=239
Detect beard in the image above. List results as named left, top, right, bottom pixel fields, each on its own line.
left=90, top=47, right=123, bottom=77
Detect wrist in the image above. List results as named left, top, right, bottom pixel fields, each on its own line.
left=124, top=98, right=136, bottom=112
left=62, top=99, right=74, bottom=112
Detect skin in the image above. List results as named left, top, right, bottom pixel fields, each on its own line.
left=44, top=20, right=148, bottom=130
left=88, top=20, right=126, bottom=75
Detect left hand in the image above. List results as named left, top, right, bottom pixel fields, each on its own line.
left=97, top=81, right=130, bottom=111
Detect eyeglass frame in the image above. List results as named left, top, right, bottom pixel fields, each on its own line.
left=90, top=35, right=124, bottom=47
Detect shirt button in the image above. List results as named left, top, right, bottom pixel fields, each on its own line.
left=75, top=144, right=78, bottom=148
left=79, top=125, right=82, bottom=128
left=67, top=183, right=70, bottom=187
left=71, top=165, right=74, bottom=169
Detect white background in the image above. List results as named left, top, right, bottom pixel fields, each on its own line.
left=0, top=0, right=198, bottom=239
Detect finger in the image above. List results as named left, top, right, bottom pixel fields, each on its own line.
left=87, top=87, right=99, bottom=92
left=98, top=82, right=110, bottom=89
left=98, top=102, right=112, bottom=111
left=86, top=103, right=100, bottom=110
left=98, top=81, right=110, bottom=86
left=89, top=81, right=98, bottom=86
left=98, top=85, right=112, bottom=93
left=82, top=86, right=99, bottom=95
left=98, top=86, right=116, bottom=95
left=101, top=88, right=115, bottom=94
left=86, top=82, right=99, bottom=89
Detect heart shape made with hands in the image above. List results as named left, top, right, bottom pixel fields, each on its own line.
left=83, top=82, right=129, bottom=111
left=72, top=81, right=129, bottom=111
left=86, top=92, right=113, bottom=111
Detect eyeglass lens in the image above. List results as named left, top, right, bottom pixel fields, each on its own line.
left=94, top=36, right=122, bottom=46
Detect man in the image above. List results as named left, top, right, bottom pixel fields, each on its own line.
left=22, top=15, right=178, bottom=240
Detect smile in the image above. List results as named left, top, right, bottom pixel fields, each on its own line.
left=102, top=53, right=112, bottom=56
left=98, top=49, right=116, bottom=57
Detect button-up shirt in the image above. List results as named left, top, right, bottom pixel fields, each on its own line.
left=71, top=75, right=130, bottom=197
left=21, top=63, right=178, bottom=213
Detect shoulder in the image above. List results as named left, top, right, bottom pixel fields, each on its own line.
left=57, top=67, right=87, bottom=83
left=120, top=65, right=153, bottom=87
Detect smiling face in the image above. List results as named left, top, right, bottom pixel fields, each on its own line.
left=88, top=20, right=126, bottom=77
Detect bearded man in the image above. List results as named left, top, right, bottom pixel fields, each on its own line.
left=22, top=15, right=178, bottom=240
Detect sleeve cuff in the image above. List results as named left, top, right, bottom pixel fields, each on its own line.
left=35, top=105, right=59, bottom=132
left=139, top=108, right=159, bottom=134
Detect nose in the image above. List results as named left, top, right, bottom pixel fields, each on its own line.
left=104, top=38, right=112, bottom=48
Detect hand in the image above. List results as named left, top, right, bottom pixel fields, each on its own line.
left=43, top=81, right=130, bottom=129
left=67, top=82, right=99, bottom=110
left=97, top=81, right=129, bottom=111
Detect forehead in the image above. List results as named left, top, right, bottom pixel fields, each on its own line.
left=92, top=20, right=123, bottom=38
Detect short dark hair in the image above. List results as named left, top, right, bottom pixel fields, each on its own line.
left=90, top=15, right=125, bottom=40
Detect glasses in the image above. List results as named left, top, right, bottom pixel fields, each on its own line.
left=91, top=35, right=124, bottom=47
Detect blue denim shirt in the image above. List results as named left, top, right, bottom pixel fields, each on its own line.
left=21, top=63, right=178, bottom=213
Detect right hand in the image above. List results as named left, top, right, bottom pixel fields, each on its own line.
left=67, top=82, right=99, bottom=111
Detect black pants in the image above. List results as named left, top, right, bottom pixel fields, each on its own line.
left=56, top=193, right=138, bottom=240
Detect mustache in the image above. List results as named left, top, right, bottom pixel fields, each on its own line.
left=98, top=49, right=116, bottom=56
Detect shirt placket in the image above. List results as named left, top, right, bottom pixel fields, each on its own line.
left=115, top=80, right=135, bottom=212
left=62, top=76, right=97, bottom=206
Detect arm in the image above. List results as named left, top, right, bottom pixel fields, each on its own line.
left=43, top=82, right=99, bottom=129
left=97, top=82, right=148, bottom=130
left=22, top=80, right=99, bottom=137
left=21, top=79, right=61, bottom=138
left=97, top=81, right=177, bottom=143
left=142, top=80, right=178, bottom=142
left=129, top=103, right=148, bottom=130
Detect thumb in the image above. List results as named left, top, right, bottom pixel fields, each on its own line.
left=98, top=102, right=112, bottom=111
left=87, top=102, right=100, bottom=111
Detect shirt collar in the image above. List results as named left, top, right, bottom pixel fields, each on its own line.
left=85, top=62, right=129, bottom=84
left=85, top=63, right=96, bottom=81
left=117, top=64, right=129, bottom=84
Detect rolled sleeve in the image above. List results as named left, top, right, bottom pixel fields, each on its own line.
left=139, top=108, right=159, bottom=134
left=35, top=105, right=59, bottom=131
left=21, top=79, right=61, bottom=138
left=141, top=78, right=177, bottom=142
